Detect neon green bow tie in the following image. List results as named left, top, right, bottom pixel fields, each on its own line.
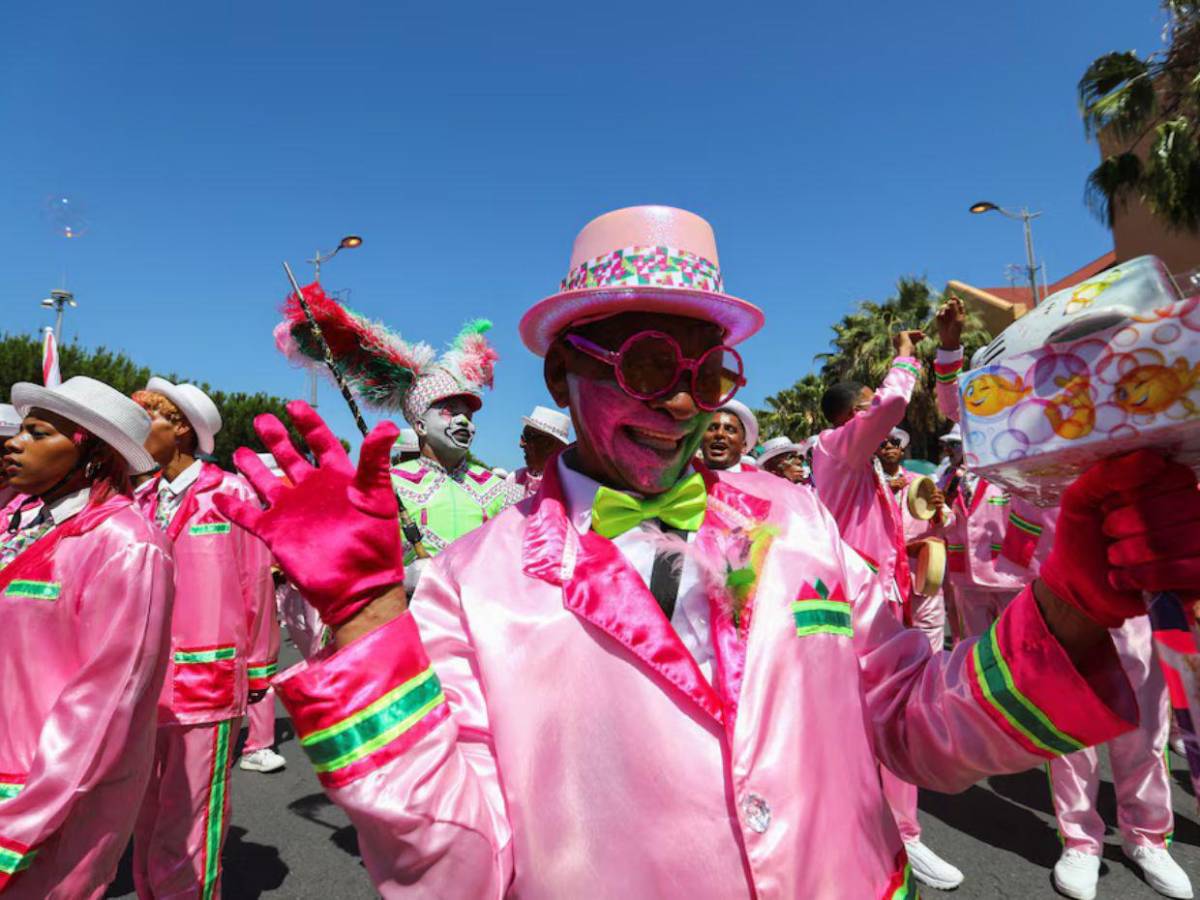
left=591, top=472, right=708, bottom=539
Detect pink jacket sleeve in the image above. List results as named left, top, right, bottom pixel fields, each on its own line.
left=934, top=347, right=964, bottom=423
left=841, top=526, right=1135, bottom=787
left=233, top=482, right=278, bottom=692
left=273, top=561, right=513, bottom=898
left=822, top=357, right=921, bottom=467
left=0, top=542, right=174, bottom=869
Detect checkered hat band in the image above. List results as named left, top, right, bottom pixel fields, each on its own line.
left=561, top=244, right=724, bottom=293
left=403, top=368, right=480, bottom=424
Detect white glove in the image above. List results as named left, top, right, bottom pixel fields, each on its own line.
left=403, top=558, right=430, bottom=598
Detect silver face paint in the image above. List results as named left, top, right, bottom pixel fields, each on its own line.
left=414, top=397, right=476, bottom=467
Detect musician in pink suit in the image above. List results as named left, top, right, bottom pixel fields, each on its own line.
left=129, top=378, right=275, bottom=900
left=812, top=338, right=963, bottom=888
left=0, top=377, right=174, bottom=898
left=933, top=297, right=1188, bottom=899
left=219, top=206, right=1200, bottom=900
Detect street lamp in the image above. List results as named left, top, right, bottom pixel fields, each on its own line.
left=304, top=236, right=363, bottom=406
left=968, top=201, right=1043, bottom=306
left=40, top=290, right=77, bottom=342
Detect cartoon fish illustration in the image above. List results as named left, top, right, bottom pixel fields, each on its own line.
left=1065, top=268, right=1123, bottom=314
left=1112, top=357, right=1200, bottom=417
left=962, top=372, right=1031, bottom=417
left=1045, top=373, right=1095, bottom=439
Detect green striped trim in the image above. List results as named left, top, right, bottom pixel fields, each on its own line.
left=973, top=625, right=1084, bottom=756
left=986, top=496, right=1010, bottom=506
left=175, top=646, right=237, bottom=665
left=893, top=361, right=921, bottom=378
left=990, top=543, right=1003, bottom=553
left=301, top=667, right=445, bottom=774
left=947, top=543, right=965, bottom=552
left=248, top=662, right=278, bottom=680
left=201, top=719, right=231, bottom=900
left=4, top=580, right=61, bottom=601
left=887, top=861, right=916, bottom=899
left=0, top=844, right=36, bottom=877
left=189, top=522, right=231, bottom=536
left=792, top=599, right=853, bottom=638
left=1008, top=511, right=1042, bottom=537
left=934, top=368, right=961, bottom=383
left=0, top=783, right=22, bottom=801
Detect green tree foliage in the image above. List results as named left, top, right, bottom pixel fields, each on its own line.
left=0, top=333, right=312, bottom=469
left=755, top=279, right=992, bottom=461
left=1079, top=1, right=1200, bottom=230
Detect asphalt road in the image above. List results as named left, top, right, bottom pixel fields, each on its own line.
left=108, top=642, right=1199, bottom=899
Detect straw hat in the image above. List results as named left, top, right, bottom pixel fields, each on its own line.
left=11, top=376, right=155, bottom=473
left=519, top=205, right=764, bottom=356
left=145, top=377, right=223, bottom=455
left=522, top=405, right=571, bottom=444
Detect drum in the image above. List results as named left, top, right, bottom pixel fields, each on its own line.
left=911, top=538, right=946, bottom=596
left=906, top=475, right=939, bottom=521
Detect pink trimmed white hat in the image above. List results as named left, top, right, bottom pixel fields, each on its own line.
left=519, top=205, right=765, bottom=356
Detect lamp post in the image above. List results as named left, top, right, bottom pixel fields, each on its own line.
left=968, top=201, right=1043, bottom=306
left=304, top=235, right=363, bottom=406
left=40, top=290, right=77, bottom=342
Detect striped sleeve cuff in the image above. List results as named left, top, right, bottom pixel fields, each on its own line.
left=0, top=837, right=37, bottom=891
left=934, top=347, right=964, bottom=384
left=968, top=588, right=1134, bottom=758
left=247, top=659, right=279, bottom=691
left=275, top=612, right=449, bottom=789
left=891, top=357, right=922, bottom=379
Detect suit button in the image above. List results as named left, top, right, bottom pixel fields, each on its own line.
left=741, top=792, right=771, bottom=834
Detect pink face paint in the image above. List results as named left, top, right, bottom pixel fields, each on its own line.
left=567, top=374, right=707, bottom=494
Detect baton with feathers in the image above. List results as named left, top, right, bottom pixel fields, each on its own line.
left=281, top=261, right=430, bottom=559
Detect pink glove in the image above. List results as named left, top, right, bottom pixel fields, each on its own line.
left=215, top=400, right=404, bottom=628
left=1041, top=450, right=1200, bottom=628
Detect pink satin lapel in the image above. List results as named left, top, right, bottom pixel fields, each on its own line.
left=525, top=458, right=724, bottom=723
left=0, top=495, right=131, bottom=594
left=166, top=463, right=226, bottom=542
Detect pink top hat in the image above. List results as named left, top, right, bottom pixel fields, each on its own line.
left=519, top=205, right=765, bottom=356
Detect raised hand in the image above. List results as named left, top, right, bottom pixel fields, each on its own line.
left=1039, top=450, right=1200, bottom=628
left=214, top=400, right=405, bottom=628
left=936, top=297, right=965, bottom=351
left=892, top=329, right=925, bottom=359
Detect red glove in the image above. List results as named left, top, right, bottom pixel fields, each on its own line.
left=215, top=400, right=404, bottom=628
left=1041, top=450, right=1200, bottom=628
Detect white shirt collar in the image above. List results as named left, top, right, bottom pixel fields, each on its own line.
left=556, top=454, right=602, bottom=535
left=163, top=459, right=203, bottom=496
left=44, top=485, right=92, bottom=525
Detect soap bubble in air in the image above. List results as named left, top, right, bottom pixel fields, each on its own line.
left=44, top=195, right=90, bottom=240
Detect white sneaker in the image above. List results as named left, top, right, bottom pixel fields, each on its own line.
left=904, top=840, right=964, bottom=890
left=1123, top=843, right=1194, bottom=899
left=1053, top=848, right=1100, bottom=900
left=239, top=748, right=286, bottom=773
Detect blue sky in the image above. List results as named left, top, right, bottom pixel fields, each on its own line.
left=1, top=1, right=1167, bottom=468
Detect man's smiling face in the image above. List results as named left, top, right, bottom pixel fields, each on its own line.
left=545, top=312, right=722, bottom=495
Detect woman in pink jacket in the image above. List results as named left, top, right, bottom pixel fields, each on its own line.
left=129, top=378, right=275, bottom=900
left=0, top=376, right=174, bottom=898
left=224, top=206, right=1200, bottom=899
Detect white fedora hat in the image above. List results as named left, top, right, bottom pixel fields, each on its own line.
left=145, top=377, right=222, bottom=455
left=757, top=435, right=804, bottom=466
left=11, top=376, right=155, bottom=474
left=887, top=427, right=910, bottom=450
left=0, top=403, right=21, bottom=437
left=522, top=406, right=571, bottom=444
left=718, top=399, right=759, bottom=450
left=394, top=427, right=420, bottom=454
left=939, top=424, right=962, bottom=443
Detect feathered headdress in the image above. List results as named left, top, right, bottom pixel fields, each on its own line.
left=275, top=282, right=498, bottom=422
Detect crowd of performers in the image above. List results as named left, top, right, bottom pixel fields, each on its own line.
left=0, top=205, right=1198, bottom=899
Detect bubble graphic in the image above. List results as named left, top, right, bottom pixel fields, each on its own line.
left=1092, top=401, right=1129, bottom=434
left=43, top=195, right=90, bottom=240
left=1108, top=424, right=1139, bottom=441
left=1152, top=322, right=1182, bottom=345
left=1007, top=399, right=1056, bottom=445
left=966, top=425, right=985, bottom=448
left=1030, top=351, right=1088, bottom=397
left=1111, top=326, right=1140, bottom=349
left=992, top=429, right=1030, bottom=461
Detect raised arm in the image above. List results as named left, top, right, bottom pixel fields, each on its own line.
left=934, top=297, right=966, bottom=423
left=822, top=330, right=924, bottom=466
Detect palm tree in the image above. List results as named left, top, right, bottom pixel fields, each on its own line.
left=1079, top=1, right=1200, bottom=230
left=757, top=373, right=825, bottom=441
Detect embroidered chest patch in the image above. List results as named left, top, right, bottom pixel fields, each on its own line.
left=4, top=580, right=61, bottom=601
left=791, top=578, right=852, bottom=638
left=189, top=522, right=231, bottom=536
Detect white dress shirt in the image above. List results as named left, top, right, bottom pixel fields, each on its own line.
left=557, top=456, right=714, bottom=682
left=155, top=459, right=203, bottom=528
left=15, top=485, right=92, bottom=529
